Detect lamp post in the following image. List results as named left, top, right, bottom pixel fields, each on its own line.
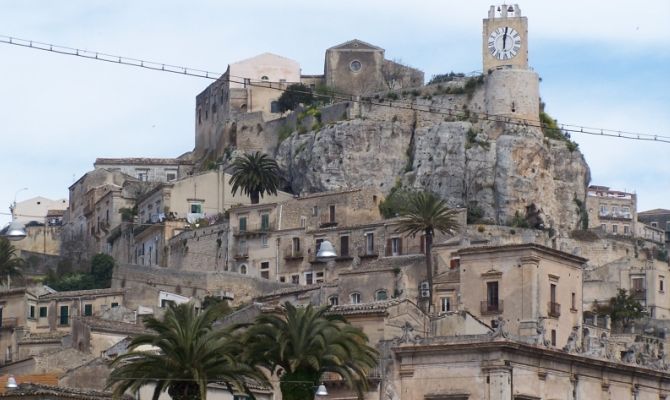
left=10, top=187, right=28, bottom=219
left=315, top=382, right=328, bottom=396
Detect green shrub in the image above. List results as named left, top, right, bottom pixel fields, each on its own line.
left=277, top=83, right=314, bottom=112
left=278, top=124, right=294, bottom=143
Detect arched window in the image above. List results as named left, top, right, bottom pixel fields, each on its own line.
left=261, top=75, right=269, bottom=81
left=350, top=292, right=361, bottom=304
left=328, top=296, right=339, bottom=306
left=375, top=290, right=388, bottom=301
left=240, top=264, right=247, bottom=275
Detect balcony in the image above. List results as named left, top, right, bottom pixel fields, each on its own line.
left=233, top=222, right=275, bottom=236
left=631, top=289, right=646, bottom=301
left=480, top=301, right=503, bottom=315
left=548, top=301, right=561, bottom=318
left=598, top=210, right=632, bottom=221
left=234, top=248, right=249, bottom=260
left=319, top=214, right=338, bottom=228
left=358, top=249, right=378, bottom=259
left=284, top=246, right=304, bottom=260
left=0, top=318, right=18, bottom=329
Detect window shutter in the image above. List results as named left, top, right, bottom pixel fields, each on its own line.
left=386, top=239, right=392, bottom=256
left=398, top=237, right=403, bottom=255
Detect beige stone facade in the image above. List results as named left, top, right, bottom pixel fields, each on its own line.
left=93, top=157, right=194, bottom=183
left=586, top=185, right=637, bottom=237
left=11, top=196, right=68, bottom=226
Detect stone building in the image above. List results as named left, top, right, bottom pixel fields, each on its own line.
left=586, top=185, right=637, bottom=237
left=10, top=197, right=68, bottom=226
left=93, top=157, right=194, bottom=183
left=638, top=208, right=670, bottom=246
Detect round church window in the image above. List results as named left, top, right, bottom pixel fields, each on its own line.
left=349, top=60, right=362, bottom=72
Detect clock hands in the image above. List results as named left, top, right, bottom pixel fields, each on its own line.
left=503, top=27, right=508, bottom=50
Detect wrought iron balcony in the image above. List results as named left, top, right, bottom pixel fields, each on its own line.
left=283, top=246, right=304, bottom=260
left=233, top=222, right=275, bottom=236
left=480, top=301, right=503, bottom=315
left=548, top=301, right=561, bottom=318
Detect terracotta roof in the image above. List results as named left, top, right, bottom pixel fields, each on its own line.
left=0, top=383, right=127, bottom=399
left=94, top=157, right=193, bottom=166
left=78, top=317, right=148, bottom=335
left=39, top=288, right=124, bottom=300
left=0, top=375, right=59, bottom=394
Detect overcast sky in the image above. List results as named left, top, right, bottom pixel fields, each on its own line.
left=1, top=0, right=669, bottom=226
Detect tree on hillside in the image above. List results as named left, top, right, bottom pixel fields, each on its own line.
left=240, top=302, right=379, bottom=400
left=91, top=253, right=115, bottom=288
left=229, top=152, right=281, bottom=204
left=596, top=288, right=647, bottom=329
left=108, top=302, right=265, bottom=400
left=277, top=83, right=314, bottom=112
left=395, top=191, right=460, bottom=312
left=0, top=238, right=24, bottom=288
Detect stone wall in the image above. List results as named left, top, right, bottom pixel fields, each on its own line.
left=166, top=223, right=228, bottom=271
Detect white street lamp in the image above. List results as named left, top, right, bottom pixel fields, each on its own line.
left=0, top=220, right=27, bottom=241
left=315, top=383, right=328, bottom=396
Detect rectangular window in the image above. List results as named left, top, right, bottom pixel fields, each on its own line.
left=623, top=225, right=630, bottom=235
left=190, top=203, right=202, bottom=214
left=166, top=173, right=176, bottom=181
left=279, top=276, right=286, bottom=283
left=39, top=307, right=47, bottom=318
left=315, top=238, right=324, bottom=253
left=366, top=233, right=374, bottom=254
left=550, top=283, right=557, bottom=303
left=29, top=305, right=35, bottom=319
left=59, top=305, right=69, bottom=326
left=486, top=282, right=499, bottom=308
left=261, top=234, right=268, bottom=247
left=651, top=222, right=658, bottom=228
left=599, top=205, right=607, bottom=214
left=612, top=224, right=618, bottom=234
left=291, top=275, right=300, bottom=285
left=340, top=236, right=349, bottom=256
left=660, top=279, right=664, bottom=292
left=239, top=216, right=247, bottom=232
left=329, top=205, right=336, bottom=223
left=391, top=237, right=402, bottom=256
left=632, top=277, right=644, bottom=292
left=260, top=262, right=270, bottom=280
left=312, top=206, right=318, bottom=216
left=261, top=213, right=270, bottom=230
left=292, top=237, right=301, bottom=253
left=300, top=217, right=306, bottom=228
left=441, top=297, right=451, bottom=313
left=261, top=270, right=270, bottom=279
left=84, top=304, right=93, bottom=316
left=315, top=272, right=324, bottom=283
left=305, top=272, right=313, bottom=285
left=551, top=329, right=557, bottom=346
left=600, top=223, right=607, bottom=232
left=571, top=292, right=576, bottom=310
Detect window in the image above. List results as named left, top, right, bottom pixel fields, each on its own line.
left=279, top=276, right=286, bottom=283
left=612, top=206, right=619, bottom=214
left=292, top=237, right=301, bottom=253
left=375, top=290, right=388, bottom=301
left=239, top=216, right=247, bottom=232
left=260, top=262, right=270, bottom=279
left=350, top=60, right=362, bottom=72
left=612, top=224, right=618, bottom=234
left=315, top=238, right=324, bottom=253
left=624, top=225, right=630, bottom=235
left=651, top=222, right=658, bottom=228
left=270, top=101, right=280, bottom=113
left=137, top=172, right=148, bottom=181
left=166, top=173, right=176, bottom=181
left=660, top=279, right=664, bottom=292
left=550, top=284, right=557, bottom=304
left=486, top=282, right=499, bottom=309
left=111, top=302, right=119, bottom=308
left=312, top=206, right=318, bottom=216
left=291, top=274, right=299, bottom=285
left=261, top=213, right=270, bottom=230
left=260, top=75, right=269, bottom=81
left=161, top=299, right=175, bottom=308
left=632, top=277, right=645, bottom=292
left=190, top=203, right=203, bottom=214
left=329, top=296, right=339, bottom=306
left=599, top=205, right=607, bottom=214
left=59, top=305, right=69, bottom=326
left=315, top=272, right=324, bottom=283
left=571, top=292, right=576, bottom=310
left=365, top=233, right=374, bottom=255
left=622, top=206, right=630, bottom=213
left=350, top=293, right=361, bottom=304
left=240, top=265, right=247, bottom=275
left=300, top=216, right=306, bottom=228
left=84, top=304, right=93, bottom=316
left=261, top=234, right=268, bottom=247
left=329, top=205, right=336, bottom=223
left=234, top=395, right=250, bottom=400
left=305, top=272, right=314, bottom=285
left=441, top=297, right=451, bottom=313
left=29, top=305, right=35, bottom=319
left=600, top=223, right=606, bottom=232
left=340, top=236, right=349, bottom=256
left=391, top=237, right=402, bottom=256
left=39, top=307, right=47, bottom=318
left=551, top=329, right=557, bottom=346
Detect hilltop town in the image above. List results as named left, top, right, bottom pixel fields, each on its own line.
left=2, top=4, right=670, bottom=399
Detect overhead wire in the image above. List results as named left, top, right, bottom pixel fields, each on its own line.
left=1, top=34, right=668, bottom=144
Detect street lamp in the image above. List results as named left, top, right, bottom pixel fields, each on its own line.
left=6, top=375, right=18, bottom=389
left=0, top=220, right=27, bottom=241
left=316, top=240, right=337, bottom=259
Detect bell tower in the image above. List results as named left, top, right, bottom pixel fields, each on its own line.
left=483, top=4, right=539, bottom=123
left=482, top=4, right=528, bottom=72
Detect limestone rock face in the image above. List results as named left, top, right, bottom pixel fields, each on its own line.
left=275, top=86, right=590, bottom=233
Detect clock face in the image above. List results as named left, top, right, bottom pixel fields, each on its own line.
left=488, top=26, right=522, bottom=60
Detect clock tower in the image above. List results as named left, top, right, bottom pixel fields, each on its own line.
left=482, top=4, right=528, bottom=72
left=482, top=4, right=539, bottom=123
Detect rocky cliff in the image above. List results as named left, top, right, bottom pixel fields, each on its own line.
left=275, top=77, right=590, bottom=233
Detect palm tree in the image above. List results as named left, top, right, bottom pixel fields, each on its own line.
left=395, top=191, right=460, bottom=312
left=229, top=152, right=281, bottom=204
left=0, top=238, right=24, bottom=288
left=241, top=302, right=378, bottom=400
left=108, top=302, right=266, bottom=400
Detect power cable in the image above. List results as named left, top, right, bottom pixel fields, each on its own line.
left=2, top=34, right=669, bottom=144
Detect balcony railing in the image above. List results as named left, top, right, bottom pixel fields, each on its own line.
left=598, top=211, right=632, bottom=221
left=548, top=301, right=561, bottom=318
left=319, top=214, right=338, bottom=228
left=283, top=246, right=304, bottom=260
left=631, top=289, right=646, bottom=301
left=234, top=248, right=249, bottom=260
left=0, top=318, right=18, bottom=329
left=358, top=249, right=379, bottom=258
left=233, top=222, right=275, bottom=236
left=480, top=301, right=503, bottom=315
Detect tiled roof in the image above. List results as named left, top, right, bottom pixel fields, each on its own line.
left=39, top=288, right=124, bottom=300
left=17, top=331, right=68, bottom=344
left=0, top=383, right=126, bottom=399
left=78, top=317, right=148, bottom=335
left=95, top=157, right=193, bottom=165
left=0, top=375, right=59, bottom=394
left=329, top=299, right=401, bottom=315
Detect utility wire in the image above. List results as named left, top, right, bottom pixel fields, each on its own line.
left=2, top=34, right=668, bottom=144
